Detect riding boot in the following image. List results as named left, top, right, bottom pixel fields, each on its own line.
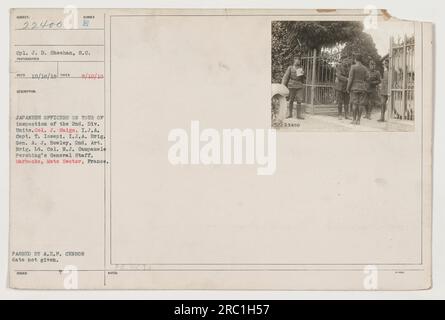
left=287, top=103, right=293, bottom=118
left=296, top=104, right=305, bottom=119
left=378, top=105, right=386, bottom=122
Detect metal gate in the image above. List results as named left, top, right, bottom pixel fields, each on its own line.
left=389, top=36, right=415, bottom=120
left=301, top=48, right=341, bottom=114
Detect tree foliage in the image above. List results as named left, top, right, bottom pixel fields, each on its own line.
left=342, top=32, right=381, bottom=67
left=282, top=21, right=364, bottom=50
left=272, top=21, right=382, bottom=82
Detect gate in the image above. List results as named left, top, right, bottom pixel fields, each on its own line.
left=388, top=36, right=415, bottom=121
left=301, top=48, right=341, bottom=114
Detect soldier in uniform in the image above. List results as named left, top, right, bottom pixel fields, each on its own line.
left=378, top=59, right=390, bottom=122
left=347, top=54, right=369, bottom=125
left=282, top=56, right=306, bottom=120
left=334, top=53, right=351, bottom=120
left=365, top=59, right=382, bottom=120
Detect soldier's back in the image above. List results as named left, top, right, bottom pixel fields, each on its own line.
left=350, top=64, right=368, bottom=92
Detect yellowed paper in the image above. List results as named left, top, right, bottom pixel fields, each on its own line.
left=9, top=8, right=433, bottom=290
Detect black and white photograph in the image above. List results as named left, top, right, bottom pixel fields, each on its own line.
left=272, top=20, right=415, bottom=131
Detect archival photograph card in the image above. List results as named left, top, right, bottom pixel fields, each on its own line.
left=9, top=8, right=433, bottom=290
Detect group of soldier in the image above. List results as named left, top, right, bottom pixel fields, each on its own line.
left=335, top=53, right=389, bottom=125
left=281, top=53, right=390, bottom=125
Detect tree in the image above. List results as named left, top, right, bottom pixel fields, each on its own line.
left=271, top=22, right=299, bottom=83
left=272, top=21, right=381, bottom=82
left=342, top=32, right=381, bottom=68
left=282, top=21, right=364, bottom=51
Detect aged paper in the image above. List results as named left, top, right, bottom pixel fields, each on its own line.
left=9, top=8, right=433, bottom=290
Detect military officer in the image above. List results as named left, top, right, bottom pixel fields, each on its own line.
left=282, top=56, right=306, bottom=120
left=365, top=59, right=382, bottom=120
left=334, top=53, right=351, bottom=120
left=378, top=59, right=390, bottom=122
left=347, top=54, right=369, bottom=125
